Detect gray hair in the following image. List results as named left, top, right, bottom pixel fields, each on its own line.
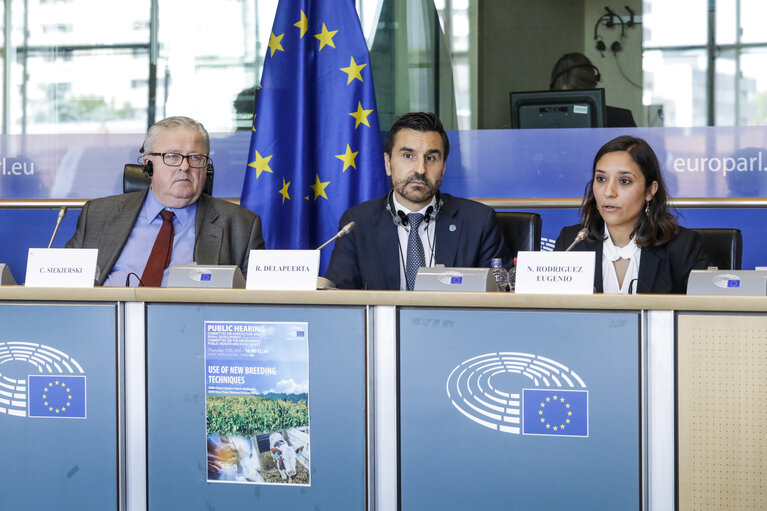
left=141, top=116, right=210, bottom=155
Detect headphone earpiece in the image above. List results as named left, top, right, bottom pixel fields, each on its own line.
left=386, top=192, right=404, bottom=226
left=424, top=197, right=443, bottom=223
left=142, top=159, right=153, bottom=177
left=610, top=40, right=622, bottom=54
left=387, top=208, right=407, bottom=226
left=386, top=189, right=442, bottom=226
left=595, top=38, right=606, bottom=53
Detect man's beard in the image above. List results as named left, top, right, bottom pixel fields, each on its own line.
left=394, top=174, right=441, bottom=204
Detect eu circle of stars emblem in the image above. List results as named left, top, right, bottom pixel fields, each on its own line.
left=28, top=375, right=86, bottom=419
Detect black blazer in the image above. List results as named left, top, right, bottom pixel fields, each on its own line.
left=325, top=193, right=509, bottom=290
left=554, top=224, right=709, bottom=294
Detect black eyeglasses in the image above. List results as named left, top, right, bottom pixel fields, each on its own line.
left=147, top=152, right=209, bottom=168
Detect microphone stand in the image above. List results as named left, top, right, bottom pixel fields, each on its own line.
left=47, top=207, right=68, bottom=248
left=316, top=222, right=356, bottom=250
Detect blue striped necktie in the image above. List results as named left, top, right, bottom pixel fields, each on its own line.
left=405, top=213, right=425, bottom=290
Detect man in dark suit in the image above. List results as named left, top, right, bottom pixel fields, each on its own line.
left=325, top=112, right=507, bottom=290
left=66, top=116, right=264, bottom=286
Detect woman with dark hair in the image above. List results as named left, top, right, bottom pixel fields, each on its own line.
left=554, top=135, right=708, bottom=293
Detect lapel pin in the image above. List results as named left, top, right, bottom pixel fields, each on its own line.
left=449, top=224, right=456, bottom=232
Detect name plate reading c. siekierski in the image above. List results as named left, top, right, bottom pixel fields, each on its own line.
left=515, top=251, right=595, bottom=294
left=246, top=250, right=320, bottom=290
left=24, top=248, right=98, bottom=287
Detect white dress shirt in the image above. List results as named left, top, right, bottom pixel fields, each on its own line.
left=392, top=195, right=438, bottom=291
left=103, top=188, right=197, bottom=287
left=602, top=230, right=641, bottom=294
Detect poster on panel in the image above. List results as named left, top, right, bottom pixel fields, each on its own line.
left=204, top=321, right=310, bottom=486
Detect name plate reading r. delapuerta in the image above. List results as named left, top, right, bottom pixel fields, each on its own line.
left=515, top=251, right=595, bottom=294
left=25, top=248, right=98, bottom=287
left=246, top=249, right=320, bottom=290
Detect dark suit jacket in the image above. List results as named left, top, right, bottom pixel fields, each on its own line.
left=324, top=193, right=509, bottom=290
left=65, top=189, right=265, bottom=285
left=554, top=224, right=708, bottom=294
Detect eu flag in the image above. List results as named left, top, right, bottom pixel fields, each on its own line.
left=28, top=375, right=86, bottom=419
left=240, top=0, right=388, bottom=272
left=522, top=388, right=588, bottom=437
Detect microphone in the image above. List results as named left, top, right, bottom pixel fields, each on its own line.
left=48, top=207, right=68, bottom=248
left=316, top=221, right=356, bottom=250
left=565, top=227, right=588, bottom=252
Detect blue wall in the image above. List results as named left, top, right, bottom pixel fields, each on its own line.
left=2, top=127, right=766, bottom=282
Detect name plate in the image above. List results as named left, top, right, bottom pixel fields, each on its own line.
left=25, top=248, right=98, bottom=287
left=246, top=250, right=320, bottom=290
left=515, top=251, right=595, bottom=294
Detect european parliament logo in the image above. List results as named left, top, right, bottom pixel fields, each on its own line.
left=446, top=352, right=588, bottom=437
left=0, top=341, right=86, bottom=419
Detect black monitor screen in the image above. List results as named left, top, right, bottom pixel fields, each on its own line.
left=510, top=89, right=606, bottom=129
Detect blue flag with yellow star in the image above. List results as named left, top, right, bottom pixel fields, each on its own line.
left=28, top=375, right=86, bottom=419
left=522, top=388, right=588, bottom=437
left=241, top=0, right=387, bottom=272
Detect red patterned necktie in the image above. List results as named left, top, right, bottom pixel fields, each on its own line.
left=141, top=210, right=175, bottom=286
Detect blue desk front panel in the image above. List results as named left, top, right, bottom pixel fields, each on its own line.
left=399, top=308, right=641, bottom=510
left=0, top=302, right=118, bottom=511
left=146, top=304, right=367, bottom=510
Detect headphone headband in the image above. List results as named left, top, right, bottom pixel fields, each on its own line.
left=549, top=63, right=601, bottom=89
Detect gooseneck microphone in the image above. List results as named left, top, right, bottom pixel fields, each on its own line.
left=565, top=227, right=589, bottom=252
left=48, top=207, right=68, bottom=248
left=316, top=221, right=356, bottom=250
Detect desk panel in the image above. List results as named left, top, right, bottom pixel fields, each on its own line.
left=399, top=308, right=641, bottom=510
left=677, top=312, right=767, bottom=510
left=0, top=302, right=119, bottom=511
left=146, top=304, right=367, bottom=510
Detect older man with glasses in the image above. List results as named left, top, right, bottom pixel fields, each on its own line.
left=66, top=116, right=264, bottom=286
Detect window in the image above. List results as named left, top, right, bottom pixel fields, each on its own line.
left=644, top=0, right=767, bottom=126
left=2, top=0, right=278, bottom=134
left=0, top=0, right=464, bottom=134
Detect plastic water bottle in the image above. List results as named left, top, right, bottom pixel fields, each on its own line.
left=490, top=258, right=509, bottom=292
left=508, top=256, right=517, bottom=292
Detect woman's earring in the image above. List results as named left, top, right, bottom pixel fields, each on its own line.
left=645, top=200, right=650, bottom=214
